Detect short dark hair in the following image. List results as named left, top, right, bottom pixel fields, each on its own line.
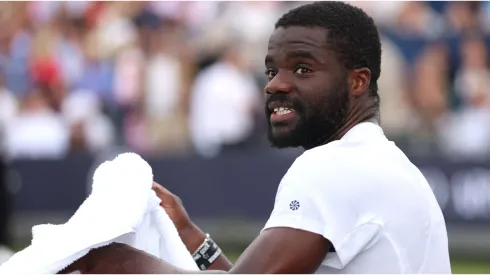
left=276, top=1, right=382, bottom=103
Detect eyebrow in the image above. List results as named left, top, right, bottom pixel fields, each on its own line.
left=265, top=55, right=273, bottom=65
left=265, top=50, right=322, bottom=65
left=286, top=50, right=321, bottom=63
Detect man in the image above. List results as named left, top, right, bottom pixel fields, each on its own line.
left=62, top=2, right=451, bottom=273
left=189, top=41, right=261, bottom=157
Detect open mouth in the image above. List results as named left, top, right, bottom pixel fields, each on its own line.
left=269, top=104, right=299, bottom=124
left=273, top=107, right=295, bottom=116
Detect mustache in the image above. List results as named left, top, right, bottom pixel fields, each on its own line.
left=265, top=94, right=303, bottom=111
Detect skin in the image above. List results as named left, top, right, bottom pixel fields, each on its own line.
left=60, top=26, right=377, bottom=274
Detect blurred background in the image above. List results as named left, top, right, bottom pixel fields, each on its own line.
left=0, top=1, right=490, bottom=272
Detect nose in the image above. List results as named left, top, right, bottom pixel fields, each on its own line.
left=264, top=72, right=293, bottom=94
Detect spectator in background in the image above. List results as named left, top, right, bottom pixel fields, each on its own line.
left=189, top=41, right=261, bottom=158
left=481, top=2, right=490, bottom=33
left=395, top=2, right=445, bottom=39
left=90, top=3, right=142, bottom=146
left=0, top=72, right=18, bottom=135
left=54, top=7, right=86, bottom=91
left=143, top=17, right=191, bottom=155
left=437, top=36, right=490, bottom=159
left=376, top=36, right=417, bottom=143
left=73, top=31, right=114, bottom=106
left=61, top=91, right=115, bottom=154
left=0, top=1, right=489, bottom=159
left=92, top=2, right=140, bottom=61
left=222, top=2, right=282, bottom=73
left=124, top=101, right=152, bottom=153
left=112, top=32, right=145, bottom=147
left=347, top=1, right=405, bottom=28
left=115, top=7, right=157, bottom=153
left=407, top=43, right=450, bottom=155
left=3, top=90, right=69, bottom=159
left=2, top=2, right=33, bottom=96
left=454, top=36, right=490, bottom=106
left=445, top=1, right=482, bottom=34
left=30, top=56, right=65, bottom=112
left=112, top=11, right=144, bottom=110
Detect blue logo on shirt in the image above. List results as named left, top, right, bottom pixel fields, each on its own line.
left=290, top=200, right=300, bottom=210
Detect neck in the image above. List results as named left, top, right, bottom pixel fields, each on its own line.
left=308, top=97, right=379, bottom=149
left=327, top=115, right=378, bottom=143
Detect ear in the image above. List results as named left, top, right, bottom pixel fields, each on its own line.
left=349, top=68, right=371, bottom=97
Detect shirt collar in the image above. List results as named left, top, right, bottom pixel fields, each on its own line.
left=341, top=122, right=385, bottom=142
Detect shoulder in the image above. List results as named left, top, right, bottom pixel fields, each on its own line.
left=264, top=141, right=386, bottom=268
left=281, top=136, right=403, bottom=204
left=283, top=141, right=364, bottom=189
left=297, top=140, right=352, bottom=165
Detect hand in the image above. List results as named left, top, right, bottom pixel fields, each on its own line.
left=152, top=182, right=206, bottom=253
left=152, top=182, right=233, bottom=271
left=151, top=182, right=193, bottom=232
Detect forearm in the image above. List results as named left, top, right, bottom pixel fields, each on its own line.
left=180, top=223, right=234, bottom=271
left=61, top=242, right=231, bottom=274
left=157, top=263, right=228, bottom=274
left=64, top=227, right=329, bottom=274
left=119, top=254, right=229, bottom=274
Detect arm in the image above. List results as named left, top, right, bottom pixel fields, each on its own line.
left=151, top=182, right=233, bottom=271
left=151, top=182, right=328, bottom=273
left=179, top=226, right=330, bottom=274
left=68, top=227, right=330, bottom=274
left=230, top=227, right=330, bottom=273
left=178, top=223, right=233, bottom=271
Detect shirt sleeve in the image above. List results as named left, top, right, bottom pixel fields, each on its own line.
left=262, top=152, right=382, bottom=269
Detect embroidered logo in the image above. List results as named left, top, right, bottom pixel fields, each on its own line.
left=290, top=200, right=300, bottom=210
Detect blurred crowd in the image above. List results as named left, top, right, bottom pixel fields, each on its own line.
left=0, top=1, right=489, bottom=160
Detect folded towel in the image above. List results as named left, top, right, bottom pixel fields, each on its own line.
left=0, top=153, right=199, bottom=274
left=0, top=246, right=13, bottom=266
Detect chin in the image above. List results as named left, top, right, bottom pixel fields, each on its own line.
left=267, top=128, right=303, bottom=149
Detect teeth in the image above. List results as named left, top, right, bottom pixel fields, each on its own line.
left=273, top=107, right=294, bottom=116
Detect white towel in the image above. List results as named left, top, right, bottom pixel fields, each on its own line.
left=0, top=153, right=199, bottom=274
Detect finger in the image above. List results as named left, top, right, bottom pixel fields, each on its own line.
left=152, top=182, right=177, bottom=205
left=152, top=182, right=172, bottom=197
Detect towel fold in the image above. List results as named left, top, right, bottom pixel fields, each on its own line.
left=0, top=153, right=198, bottom=274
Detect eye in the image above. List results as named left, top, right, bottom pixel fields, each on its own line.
left=294, top=66, right=312, bottom=75
left=265, top=69, right=277, bottom=79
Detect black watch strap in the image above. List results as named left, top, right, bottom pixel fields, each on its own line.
left=192, top=234, right=222, bottom=270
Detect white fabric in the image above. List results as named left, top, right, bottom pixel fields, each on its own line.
left=0, top=246, right=13, bottom=266
left=0, top=153, right=199, bottom=274
left=263, top=122, right=451, bottom=274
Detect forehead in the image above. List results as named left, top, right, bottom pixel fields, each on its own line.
left=267, top=26, right=333, bottom=61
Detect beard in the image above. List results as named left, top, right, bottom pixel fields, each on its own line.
left=266, top=80, right=350, bottom=150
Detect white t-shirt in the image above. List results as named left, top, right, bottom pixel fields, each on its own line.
left=263, top=122, right=451, bottom=274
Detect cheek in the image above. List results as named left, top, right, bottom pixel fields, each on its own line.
left=302, top=80, right=349, bottom=115
left=299, top=90, right=329, bottom=116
